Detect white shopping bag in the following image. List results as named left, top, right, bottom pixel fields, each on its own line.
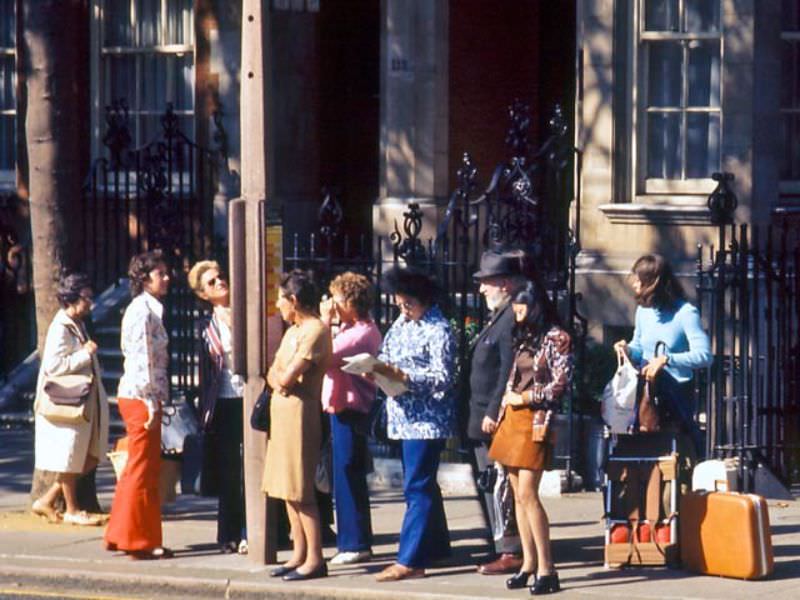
left=601, top=351, right=639, bottom=434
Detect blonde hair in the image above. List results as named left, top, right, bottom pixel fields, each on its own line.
left=187, top=260, right=221, bottom=297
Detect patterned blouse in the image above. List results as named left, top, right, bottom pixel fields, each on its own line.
left=117, top=292, right=169, bottom=412
left=504, top=326, right=573, bottom=413
left=378, top=305, right=456, bottom=440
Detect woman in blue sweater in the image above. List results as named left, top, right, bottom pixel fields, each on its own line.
left=614, top=254, right=712, bottom=452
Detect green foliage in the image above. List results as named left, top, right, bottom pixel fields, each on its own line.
left=574, top=341, right=617, bottom=416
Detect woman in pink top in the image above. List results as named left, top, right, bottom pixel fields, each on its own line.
left=320, top=272, right=382, bottom=565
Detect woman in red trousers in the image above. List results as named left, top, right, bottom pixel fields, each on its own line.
left=104, top=250, right=173, bottom=559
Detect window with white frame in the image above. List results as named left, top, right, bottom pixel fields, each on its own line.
left=634, top=0, right=722, bottom=196
left=781, top=0, right=800, bottom=188
left=94, top=0, right=194, bottom=154
left=0, top=0, right=15, bottom=182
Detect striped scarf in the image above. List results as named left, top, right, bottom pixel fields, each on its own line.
left=203, top=314, right=226, bottom=372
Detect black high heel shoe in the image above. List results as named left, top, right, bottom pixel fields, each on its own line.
left=530, top=571, right=560, bottom=595
left=506, top=571, right=535, bottom=590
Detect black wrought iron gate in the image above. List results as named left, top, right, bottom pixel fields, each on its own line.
left=79, top=101, right=223, bottom=397
left=696, top=202, right=800, bottom=490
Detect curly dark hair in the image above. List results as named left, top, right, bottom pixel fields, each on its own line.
left=382, top=265, right=439, bottom=308
left=279, top=269, right=320, bottom=313
left=631, top=254, right=686, bottom=309
left=329, top=272, right=375, bottom=319
left=128, top=250, right=167, bottom=297
left=56, top=272, right=93, bottom=308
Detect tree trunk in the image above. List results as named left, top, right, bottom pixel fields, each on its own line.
left=24, top=0, right=96, bottom=511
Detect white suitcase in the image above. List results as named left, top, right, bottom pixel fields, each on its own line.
left=692, top=458, right=739, bottom=492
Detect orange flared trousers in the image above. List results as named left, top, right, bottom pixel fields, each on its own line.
left=104, top=398, right=162, bottom=551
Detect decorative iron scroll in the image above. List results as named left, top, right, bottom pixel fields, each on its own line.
left=707, top=171, right=737, bottom=226
left=102, top=99, right=133, bottom=169
left=436, top=100, right=577, bottom=278
left=391, top=202, right=427, bottom=264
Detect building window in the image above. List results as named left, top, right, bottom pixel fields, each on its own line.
left=93, top=0, right=194, bottom=153
left=635, top=0, right=722, bottom=195
left=782, top=0, right=800, bottom=188
left=0, top=0, right=15, bottom=182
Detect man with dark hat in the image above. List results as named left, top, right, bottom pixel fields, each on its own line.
left=469, top=249, right=526, bottom=575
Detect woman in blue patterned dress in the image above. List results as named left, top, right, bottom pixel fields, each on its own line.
left=370, top=266, right=456, bottom=582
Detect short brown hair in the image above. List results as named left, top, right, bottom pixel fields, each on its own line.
left=128, top=250, right=167, bottom=297
left=187, top=260, right=221, bottom=298
left=631, top=254, right=686, bottom=309
left=329, top=272, right=375, bottom=319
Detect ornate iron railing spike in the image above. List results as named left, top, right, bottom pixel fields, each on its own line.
left=707, top=172, right=737, bottom=226
left=161, top=102, right=180, bottom=139
left=548, top=104, right=568, bottom=139
left=391, top=202, right=426, bottom=264
left=318, top=186, right=344, bottom=242
left=102, top=99, right=132, bottom=169
left=504, top=99, right=531, bottom=159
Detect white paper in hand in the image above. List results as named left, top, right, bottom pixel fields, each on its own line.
left=341, top=353, right=409, bottom=397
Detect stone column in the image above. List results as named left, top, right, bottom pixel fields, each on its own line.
left=375, top=0, right=449, bottom=250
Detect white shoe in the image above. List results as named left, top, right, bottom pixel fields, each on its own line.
left=329, top=550, right=372, bottom=565
left=237, top=539, right=248, bottom=555
left=63, top=511, right=102, bottom=526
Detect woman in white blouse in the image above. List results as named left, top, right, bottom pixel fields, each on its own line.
left=188, top=260, right=247, bottom=554
left=104, top=250, right=173, bottom=560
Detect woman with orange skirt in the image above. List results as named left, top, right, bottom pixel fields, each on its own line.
left=489, top=275, right=573, bottom=595
left=104, top=250, right=173, bottom=559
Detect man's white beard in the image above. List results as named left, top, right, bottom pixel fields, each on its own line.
left=485, top=290, right=510, bottom=312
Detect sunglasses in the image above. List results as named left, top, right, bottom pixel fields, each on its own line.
left=205, top=276, right=225, bottom=288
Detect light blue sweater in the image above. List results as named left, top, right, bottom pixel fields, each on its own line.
left=627, top=301, right=712, bottom=383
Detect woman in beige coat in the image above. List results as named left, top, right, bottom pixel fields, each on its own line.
left=32, top=272, right=109, bottom=525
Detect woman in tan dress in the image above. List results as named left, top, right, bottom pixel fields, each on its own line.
left=263, top=270, right=332, bottom=581
left=488, top=279, right=572, bottom=595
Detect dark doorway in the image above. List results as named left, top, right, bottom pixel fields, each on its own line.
left=448, top=0, right=576, bottom=186
left=318, top=0, right=381, bottom=241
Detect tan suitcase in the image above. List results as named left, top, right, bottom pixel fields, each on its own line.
left=680, top=491, right=774, bottom=579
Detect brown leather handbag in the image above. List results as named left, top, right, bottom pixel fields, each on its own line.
left=638, top=379, right=661, bottom=433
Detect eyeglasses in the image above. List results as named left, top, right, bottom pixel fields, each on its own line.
left=396, top=300, right=417, bottom=311
left=205, top=276, right=225, bottom=288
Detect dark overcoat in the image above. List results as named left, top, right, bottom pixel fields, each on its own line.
left=467, top=302, right=515, bottom=442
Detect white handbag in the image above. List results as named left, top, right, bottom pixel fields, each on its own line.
left=601, top=351, right=639, bottom=434
left=38, top=373, right=93, bottom=424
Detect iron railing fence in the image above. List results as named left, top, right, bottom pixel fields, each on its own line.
left=696, top=205, right=800, bottom=490
left=78, top=101, right=225, bottom=399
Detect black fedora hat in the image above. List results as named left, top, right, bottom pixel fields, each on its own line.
left=472, top=250, right=522, bottom=280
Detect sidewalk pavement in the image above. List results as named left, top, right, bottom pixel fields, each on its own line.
left=2, top=425, right=800, bottom=599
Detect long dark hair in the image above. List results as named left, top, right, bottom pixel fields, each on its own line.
left=631, top=254, right=686, bottom=309
left=511, top=279, right=562, bottom=350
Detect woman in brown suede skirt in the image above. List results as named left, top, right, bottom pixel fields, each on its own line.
left=489, top=276, right=573, bottom=596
